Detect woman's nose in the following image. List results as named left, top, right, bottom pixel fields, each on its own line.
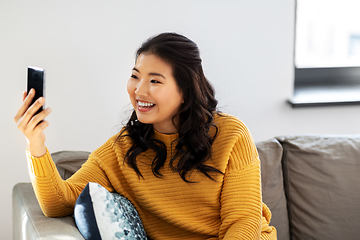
left=134, top=80, right=148, bottom=97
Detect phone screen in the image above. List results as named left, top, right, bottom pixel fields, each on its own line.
left=27, top=66, right=45, bottom=115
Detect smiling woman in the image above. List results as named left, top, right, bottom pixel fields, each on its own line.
left=14, top=32, right=277, bottom=240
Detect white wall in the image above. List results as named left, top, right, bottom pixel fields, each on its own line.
left=2, top=0, right=360, bottom=238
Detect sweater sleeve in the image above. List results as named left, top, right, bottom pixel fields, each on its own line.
left=219, top=126, right=263, bottom=239
left=27, top=148, right=114, bottom=217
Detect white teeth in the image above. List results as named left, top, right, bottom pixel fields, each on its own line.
left=138, top=101, right=154, bottom=107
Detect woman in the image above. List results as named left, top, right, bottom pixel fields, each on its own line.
left=14, top=33, right=276, bottom=239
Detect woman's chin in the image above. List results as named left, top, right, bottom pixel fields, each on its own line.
left=136, top=117, right=152, bottom=125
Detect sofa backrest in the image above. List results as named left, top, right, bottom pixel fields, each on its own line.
left=256, top=139, right=290, bottom=240
left=52, top=151, right=90, bottom=180
left=276, top=135, right=360, bottom=240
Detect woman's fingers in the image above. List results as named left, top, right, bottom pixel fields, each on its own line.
left=18, top=97, right=48, bottom=131
left=27, top=107, right=51, bottom=131
left=22, top=91, right=27, bottom=101
left=31, top=119, right=50, bottom=135
left=14, top=89, right=35, bottom=124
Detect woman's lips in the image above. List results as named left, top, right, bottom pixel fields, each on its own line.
left=137, top=100, right=155, bottom=112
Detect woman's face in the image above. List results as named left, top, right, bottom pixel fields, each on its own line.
left=127, top=53, right=183, bottom=134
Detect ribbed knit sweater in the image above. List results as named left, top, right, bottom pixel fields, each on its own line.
left=27, top=113, right=276, bottom=239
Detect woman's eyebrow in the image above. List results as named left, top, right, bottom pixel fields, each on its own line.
left=132, top=67, right=166, bottom=79
left=149, top=72, right=166, bottom=79
left=132, top=67, right=140, bottom=73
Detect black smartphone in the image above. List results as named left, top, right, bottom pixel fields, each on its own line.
left=27, top=66, right=45, bottom=116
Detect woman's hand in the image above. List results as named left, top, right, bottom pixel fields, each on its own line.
left=14, top=89, right=52, bottom=157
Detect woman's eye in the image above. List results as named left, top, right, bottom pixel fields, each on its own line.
left=131, top=74, right=138, bottom=79
left=150, top=79, right=161, bottom=84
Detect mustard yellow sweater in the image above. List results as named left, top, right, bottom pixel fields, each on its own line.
left=27, top=113, right=276, bottom=239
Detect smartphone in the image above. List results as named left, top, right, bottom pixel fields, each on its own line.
left=27, top=66, right=45, bottom=116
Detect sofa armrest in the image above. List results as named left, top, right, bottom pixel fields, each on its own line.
left=12, top=183, right=84, bottom=240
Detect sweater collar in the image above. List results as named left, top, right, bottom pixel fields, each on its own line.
left=153, top=129, right=179, bottom=146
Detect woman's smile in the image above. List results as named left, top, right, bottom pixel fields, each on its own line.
left=137, top=100, right=155, bottom=111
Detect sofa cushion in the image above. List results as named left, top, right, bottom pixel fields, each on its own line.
left=74, top=182, right=147, bottom=240
left=256, top=138, right=290, bottom=240
left=52, top=151, right=90, bottom=180
left=277, top=135, right=360, bottom=240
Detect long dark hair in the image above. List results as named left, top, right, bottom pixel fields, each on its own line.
left=118, top=32, right=222, bottom=182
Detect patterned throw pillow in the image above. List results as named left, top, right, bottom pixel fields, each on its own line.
left=74, top=182, right=147, bottom=240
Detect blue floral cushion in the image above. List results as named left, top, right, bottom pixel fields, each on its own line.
left=74, top=182, right=147, bottom=240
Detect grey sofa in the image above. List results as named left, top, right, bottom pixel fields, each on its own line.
left=13, top=135, right=360, bottom=240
